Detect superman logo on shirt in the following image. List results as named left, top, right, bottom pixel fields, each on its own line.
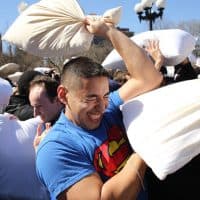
left=93, top=125, right=132, bottom=178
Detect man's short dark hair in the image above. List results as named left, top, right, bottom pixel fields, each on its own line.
left=17, top=70, right=42, bottom=97
left=29, top=75, right=59, bottom=102
left=61, top=57, right=109, bottom=85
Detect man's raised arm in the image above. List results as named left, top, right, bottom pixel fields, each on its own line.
left=85, top=18, right=163, bottom=101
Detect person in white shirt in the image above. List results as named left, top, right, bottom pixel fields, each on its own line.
left=0, top=113, right=50, bottom=200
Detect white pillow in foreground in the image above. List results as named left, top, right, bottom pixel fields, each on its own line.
left=102, top=29, right=196, bottom=70
left=121, top=79, right=200, bottom=180
left=2, top=0, right=121, bottom=58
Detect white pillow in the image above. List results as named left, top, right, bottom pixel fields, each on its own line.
left=121, top=79, right=200, bottom=180
left=8, top=71, right=23, bottom=83
left=0, top=63, right=20, bottom=77
left=2, top=0, right=121, bottom=58
left=34, top=67, right=52, bottom=74
left=102, top=29, right=196, bottom=70
left=0, top=78, right=13, bottom=110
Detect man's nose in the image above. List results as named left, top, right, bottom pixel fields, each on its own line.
left=95, top=98, right=107, bottom=112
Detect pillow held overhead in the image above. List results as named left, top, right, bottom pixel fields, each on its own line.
left=2, top=0, right=122, bottom=58
left=102, top=29, right=196, bottom=70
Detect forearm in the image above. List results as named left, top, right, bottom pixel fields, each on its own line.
left=155, top=59, right=164, bottom=71
left=105, top=28, right=156, bottom=77
left=85, top=17, right=162, bottom=92
left=101, top=153, right=147, bottom=200
left=106, top=27, right=162, bottom=95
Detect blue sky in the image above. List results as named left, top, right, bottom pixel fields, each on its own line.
left=0, top=0, right=200, bottom=36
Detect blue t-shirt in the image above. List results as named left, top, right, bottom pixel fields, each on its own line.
left=36, top=91, right=133, bottom=199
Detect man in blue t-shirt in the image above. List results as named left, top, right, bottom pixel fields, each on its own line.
left=36, top=17, right=163, bottom=200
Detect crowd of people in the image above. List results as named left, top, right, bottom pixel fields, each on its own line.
left=0, top=15, right=200, bottom=200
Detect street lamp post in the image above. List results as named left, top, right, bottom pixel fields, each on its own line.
left=134, top=0, right=166, bottom=31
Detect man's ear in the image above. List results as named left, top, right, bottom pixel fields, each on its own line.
left=57, top=85, right=68, bottom=105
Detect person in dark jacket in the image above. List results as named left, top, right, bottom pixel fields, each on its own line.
left=4, top=70, right=42, bottom=120
left=173, top=57, right=197, bottom=82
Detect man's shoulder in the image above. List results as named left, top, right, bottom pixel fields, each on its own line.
left=37, top=120, right=79, bottom=153
left=106, top=91, right=123, bottom=114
